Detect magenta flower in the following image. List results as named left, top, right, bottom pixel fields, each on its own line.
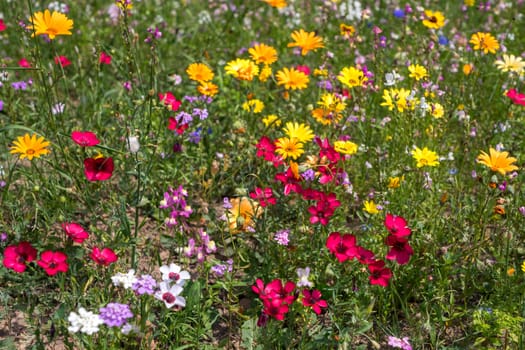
left=90, top=247, right=118, bottom=266
left=249, top=187, right=277, bottom=207
left=384, top=213, right=411, bottom=237
left=301, top=289, right=328, bottom=314
left=99, top=51, right=112, bottom=65
left=367, top=260, right=392, bottom=287
left=2, top=242, right=37, bottom=273
left=37, top=251, right=69, bottom=276
left=159, top=91, right=181, bottom=111
left=326, top=232, right=358, bottom=262
left=62, top=222, right=89, bottom=243
left=506, top=89, right=525, bottom=106
left=71, top=131, right=100, bottom=147
left=84, top=157, right=114, bottom=181
left=385, top=235, right=414, bottom=265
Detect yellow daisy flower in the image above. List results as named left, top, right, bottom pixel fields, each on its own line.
left=186, top=63, right=214, bottom=83
left=283, top=122, right=314, bottom=143
left=338, top=66, right=367, bottom=88
left=27, top=9, right=73, bottom=40
left=422, top=10, right=445, bottom=29
left=197, top=82, right=219, bottom=96
left=225, top=58, right=259, bottom=81
left=287, top=29, right=324, bottom=56
left=412, top=147, right=440, bottom=168
left=275, top=137, right=304, bottom=160
left=275, top=67, right=309, bottom=90
left=248, top=43, right=278, bottom=65
left=10, top=133, right=51, bottom=160
left=477, top=147, right=518, bottom=175
left=408, top=64, right=428, bottom=81
left=494, top=54, right=525, bottom=75
left=261, top=0, right=287, bottom=8
left=470, top=32, right=500, bottom=54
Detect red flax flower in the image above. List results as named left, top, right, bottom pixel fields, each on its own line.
left=384, top=213, right=411, bottom=237
left=308, top=192, right=340, bottom=226
left=54, top=55, right=71, bottom=67
left=249, top=187, right=277, bottom=207
left=62, top=222, right=89, bottom=243
left=275, top=167, right=302, bottom=195
left=385, top=235, right=414, bottom=265
left=506, top=89, right=525, bottom=106
left=90, top=247, right=118, bottom=266
left=167, top=117, right=189, bottom=135
left=159, top=91, right=182, bottom=111
left=2, top=242, right=37, bottom=273
left=255, top=136, right=283, bottom=167
left=301, top=289, right=328, bottom=315
left=0, top=19, right=6, bottom=31
left=252, top=278, right=296, bottom=324
left=84, top=156, right=114, bottom=181
left=326, top=232, right=358, bottom=262
left=367, top=260, right=392, bottom=287
left=71, top=131, right=100, bottom=147
left=37, top=251, right=68, bottom=275
left=99, top=51, right=112, bottom=65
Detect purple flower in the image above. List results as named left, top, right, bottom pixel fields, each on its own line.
left=11, top=81, right=28, bottom=90
left=302, top=169, right=316, bottom=182
left=274, top=229, right=290, bottom=246
left=387, top=336, right=412, bottom=350
left=176, top=111, right=192, bottom=124
left=188, top=130, right=201, bottom=144
left=393, top=9, right=405, bottom=18
left=131, top=274, right=157, bottom=295
left=0, top=232, right=7, bottom=241
left=192, top=108, right=208, bottom=120
left=0, top=100, right=3, bottom=111
left=99, top=303, right=133, bottom=327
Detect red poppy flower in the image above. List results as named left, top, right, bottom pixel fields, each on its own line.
left=61, top=222, right=89, bottom=243
left=384, top=213, right=411, bottom=237
left=301, top=289, right=328, bottom=314
left=54, top=55, right=71, bottom=67
left=71, top=131, right=100, bottom=147
left=326, top=232, right=358, bottom=262
left=0, top=19, right=6, bottom=32
left=249, top=187, right=276, bottom=207
left=84, top=157, right=114, bottom=181
left=2, top=242, right=37, bottom=273
left=18, top=58, right=31, bottom=68
left=90, top=247, right=118, bottom=266
left=367, top=260, right=392, bottom=287
left=37, top=251, right=69, bottom=275
left=99, top=51, right=112, bottom=65
left=159, top=92, right=181, bottom=111
left=385, top=234, right=413, bottom=265
left=506, top=89, right=525, bottom=106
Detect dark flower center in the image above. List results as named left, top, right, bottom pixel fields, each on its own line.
left=163, top=292, right=175, bottom=304
left=169, top=272, right=180, bottom=281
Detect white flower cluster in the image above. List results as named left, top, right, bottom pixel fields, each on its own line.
left=68, top=307, right=104, bottom=335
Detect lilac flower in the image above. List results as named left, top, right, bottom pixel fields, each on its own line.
left=155, top=281, right=186, bottom=308
left=11, top=81, right=28, bottom=90
left=0, top=232, right=7, bottom=241
left=296, top=267, right=313, bottom=288
left=211, top=260, right=233, bottom=277
left=123, top=81, right=132, bottom=91
left=274, top=229, right=290, bottom=246
left=387, top=336, right=412, bottom=350
left=52, top=102, right=65, bottom=115
left=183, top=95, right=199, bottom=103
left=192, top=108, right=208, bottom=120
left=188, top=130, right=201, bottom=144
left=159, top=263, right=191, bottom=286
left=176, top=111, right=193, bottom=124
left=302, top=169, right=316, bottom=182
left=519, top=207, right=525, bottom=217
left=0, top=100, right=3, bottom=111
left=132, top=275, right=157, bottom=295
left=223, top=197, right=232, bottom=209
left=99, top=303, right=133, bottom=327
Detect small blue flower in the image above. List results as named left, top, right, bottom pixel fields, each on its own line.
left=393, top=9, right=405, bottom=18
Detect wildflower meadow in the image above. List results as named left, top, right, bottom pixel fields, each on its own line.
left=1, top=0, right=525, bottom=349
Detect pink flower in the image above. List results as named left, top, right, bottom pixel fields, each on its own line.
left=84, top=157, right=114, bottom=181
left=0, top=19, right=6, bottom=31
left=296, top=65, right=311, bottom=75
left=506, top=89, right=525, bottom=106
left=54, top=56, right=71, bottom=67
left=71, top=131, right=100, bottom=147
left=326, top=232, right=358, bottom=262
left=99, top=52, right=112, bottom=65
left=159, top=92, right=181, bottom=111
left=367, top=260, right=392, bottom=287
left=2, top=242, right=37, bottom=273
left=37, top=251, right=69, bottom=275
left=385, top=235, right=414, bottom=265
left=167, top=117, right=188, bottom=135
left=249, top=187, right=277, bottom=207
left=90, top=247, right=118, bottom=266
left=384, top=214, right=411, bottom=237
left=18, top=58, right=31, bottom=68
left=61, top=222, right=89, bottom=243
left=301, top=289, right=328, bottom=314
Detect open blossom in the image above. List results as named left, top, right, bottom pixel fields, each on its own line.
left=159, top=263, right=191, bottom=286
left=301, top=289, right=328, bottom=315
left=111, top=269, right=137, bottom=289
left=84, top=156, right=114, bottom=181
left=37, top=251, right=68, bottom=275
left=62, top=222, right=89, bottom=243
left=132, top=275, right=157, bottom=295
left=99, top=303, right=133, bottom=327
left=155, top=281, right=186, bottom=308
left=90, top=247, right=118, bottom=266
left=2, top=242, right=37, bottom=273
left=68, top=307, right=104, bottom=335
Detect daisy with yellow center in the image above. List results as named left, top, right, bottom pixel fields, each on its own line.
left=225, top=58, right=259, bottom=81
left=275, top=137, right=304, bottom=160
left=27, top=9, right=73, bottom=40
left=428, top=102, right=444, bottom=118
left=338, top=66, right=368, bottom=88
left=261, top=0, right=287, bottom=8
left=494, top=54, right=525, bottom=75
left=340, top=24, right=355, bottom=38
left=388, top=176, right=404, bottom=189
left=287, top=29, right=324, bottom=56
left=186, top=63, right=214, bottom=83
left=412, top=147, right=440, bottom=168
left=197, top=82, right=219, bottom=96
left=408, top=64, right=428, bottom=81
left=283, top=122, right=314, bottom=143
left=334, top=140, right=358, bottom=155
left=249, top=43, right=278, bottom=65
left=10, top=133, right=51, bottom=160
left=422, top=10, right=445, bottom=30
left=275, top=67, right=309, bottom=90
left=242, top=99, right=265, bottom=113
left=469, top=32, right=500, bottom=54
left=477, top=147, right=518, bottom=175
left=228, top=197, right=261, bottom=233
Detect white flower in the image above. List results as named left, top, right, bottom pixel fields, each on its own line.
left=296, top=267, right=313, bottom=288
left=121, top=323, right=140, bottom=335
left=52, top=102, right=65, bottom=115
left=126, top=136, right=140, bottom=153
left=384, top=71, right=400, bottom=86
left=111, top=269, right=137, bottom=289
left=155, top=281, right=186, bottom=308
left=159, top=263, right=191, bottom=286
left=68, top=307, right=104, bottom=335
